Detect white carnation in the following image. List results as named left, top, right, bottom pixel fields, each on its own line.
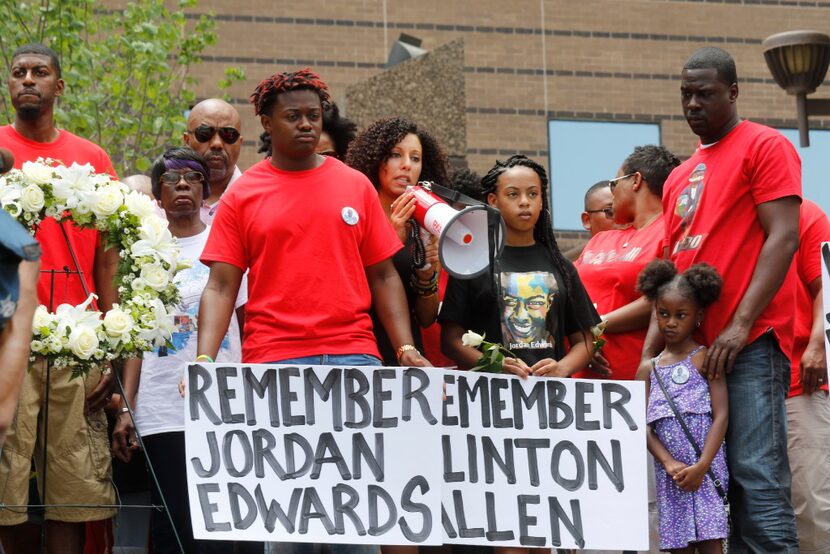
left=19, top=184, right=45, bottom=213
left=68, top=326, right=99, bottom=360
left=32, top=305, right=54, bottom=331
left=124, top=191, right=156, bottom=219
left=21, top=161, right=54, bottom=185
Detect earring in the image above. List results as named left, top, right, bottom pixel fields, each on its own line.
left=696, top=321, right=701, bottom=327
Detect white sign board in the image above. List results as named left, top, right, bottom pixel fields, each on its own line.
left=822, top=242, right=830, bottom=368
left=184, top=364, right=444, bottom=545
left=441, top=372, right=649, bottom=550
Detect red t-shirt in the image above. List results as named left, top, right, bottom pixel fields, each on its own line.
left=574, top=216, right=664, bottom=380
left=0, top=125, right=116, bottom=308
left=662, top=121, right=801, bottom=358
left=201, top=157, right=402, bottom=363
left=788, top=200, right=830, bottom=396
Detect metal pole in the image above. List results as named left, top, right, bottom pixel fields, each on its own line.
left=797, top=93, right=810, bottom=147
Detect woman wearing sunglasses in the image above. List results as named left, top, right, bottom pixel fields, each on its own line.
left=112, top=147, right=254, bottom=554
left=573, top=145, right=680, bottom=381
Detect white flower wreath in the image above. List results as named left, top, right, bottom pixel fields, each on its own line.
left=1, top=158, right=184, bottom=379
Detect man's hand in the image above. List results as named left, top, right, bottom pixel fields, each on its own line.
left=674, top=462, right=707, bottom=492
left=703, top=319, right=750, bottom=379
left=399, top=349, right=431, bottom=367
left=85, top=371, right=115, bottom=413
left=800, top=340, right=828, bottom=394
left=111, top=412, right=138, bottom=463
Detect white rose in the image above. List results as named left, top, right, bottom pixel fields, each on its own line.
left=461, top=330, right=485, bottom=348
left=140, top=263, right=170, bottom=292
left=21, top=161, right=54, bottom=185
left=90, top=184, right=123, bottom=217
left=68, top=326, right=99, bottom=360
left=103, top=307, right=133, bottom=337
left=32, top=305, right=54, bottom=331
left=124, top=191, right=156, bottom=219
left=19, top=184, right=45, bottom=213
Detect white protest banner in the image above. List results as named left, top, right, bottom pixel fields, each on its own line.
left=441, top=371, right=648, bottom=550
left=185, top=363, right=444, bottom=545
left=822, top=242, right=830, bottom=373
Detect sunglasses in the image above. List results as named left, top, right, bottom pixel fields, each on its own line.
left=608, top=172, right=637, bottom=192
left=188, top=124, right=241, bottom=145
left=160, top=171, right=205, bottom=186
left=586, top=207, right=614, bottom=219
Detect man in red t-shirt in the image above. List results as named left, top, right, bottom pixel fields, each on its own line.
left=0, top=44, right=118, bottom=554
left=645, top=47, right=801, bottom=552
left=197, top=70, right=428, bottom=367
left=785, top=200, right=830, bottom=551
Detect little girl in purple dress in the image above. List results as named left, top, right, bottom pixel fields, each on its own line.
left=637, top=260, right=729, bottom=553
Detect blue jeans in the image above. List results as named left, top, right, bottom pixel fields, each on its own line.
left=726, top=331, right=798, bottom=553
left=266, top=353, right=381, bottom=554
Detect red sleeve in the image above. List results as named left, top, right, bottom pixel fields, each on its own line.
left=798, top=203, right=830, bottom=287
left=749, top=133, right=801, bottom=205
left=200, top=192, right=247, bottom=271
left=358, top=183, right=402, bottom=267
left=99, top=150, right=117, bottom=178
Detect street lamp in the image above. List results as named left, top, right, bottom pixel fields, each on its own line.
left=763, top=30, right=830, bottom=147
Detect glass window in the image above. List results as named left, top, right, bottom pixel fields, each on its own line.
left=548, top=120, right=661, bottom=230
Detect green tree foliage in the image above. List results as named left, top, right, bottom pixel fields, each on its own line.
left=0, top=0, right=244, bottom=175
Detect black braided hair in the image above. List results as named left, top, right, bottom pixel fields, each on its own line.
left=481, top=155, right=592, bottom=347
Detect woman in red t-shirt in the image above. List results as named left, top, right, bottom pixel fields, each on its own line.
left=575, top=145, right=680, bottom=380
left=346, top=117, right=451, bottom=366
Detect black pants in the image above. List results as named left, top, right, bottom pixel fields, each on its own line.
left=143, top=431, right=263, bottom=554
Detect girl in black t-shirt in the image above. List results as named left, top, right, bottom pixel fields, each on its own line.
left=440, top=155, right=599, bottom=385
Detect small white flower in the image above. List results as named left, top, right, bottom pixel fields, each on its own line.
left=21, top=161, right=54, bottom=185
left=461, top=330, right=485, bottom=348
left=30, top=339, right=44, bottom=353
left=19, top=184, right=45, bottom=213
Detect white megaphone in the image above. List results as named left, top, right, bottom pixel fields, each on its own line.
left=409, top=182, right=505, bottom=279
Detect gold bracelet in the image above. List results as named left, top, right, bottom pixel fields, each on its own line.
left=396, top=344, right=419, bottom=363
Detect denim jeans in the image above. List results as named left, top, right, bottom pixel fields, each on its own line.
left=265, top=353, right=381, bottom=554
left=726, top=331, right=798, bottom=553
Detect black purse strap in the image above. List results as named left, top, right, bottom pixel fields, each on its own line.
left=651, top=359, right=729, bottom=502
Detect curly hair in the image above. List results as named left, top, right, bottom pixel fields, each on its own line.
left=249, top=68, right=331, bottom=117
left=637, top=259, right=722, bottom=308
left=345, top=117, right=449, bottom=190
left=449, top=167, right=483, bottom=201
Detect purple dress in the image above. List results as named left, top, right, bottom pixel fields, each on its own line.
left=646, top=346, right=729, bottom=550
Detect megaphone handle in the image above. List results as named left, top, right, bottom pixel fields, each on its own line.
left=418, top=227, right=432, bottom=271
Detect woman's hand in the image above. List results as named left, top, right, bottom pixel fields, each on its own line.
left=415, top=234, right=441, bottom=281
left=586, top=351, right=613, bottom=377
left=502, top=357, right=531, bottom=379
left=530, top=358, right=569, bottom=377
left=389, top=191, right=417, bottom=243
left=662, top=458, right=687, bottom=478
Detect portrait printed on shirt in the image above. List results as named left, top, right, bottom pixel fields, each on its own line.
left=673, top=162, right=707, bottom=254
left=498, top=271, right=557, bottom=351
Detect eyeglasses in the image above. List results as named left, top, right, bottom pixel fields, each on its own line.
left=188, top=124, right=241, bottom=145
left=585, top=207, right=614, bottom=219
left=160, top=171, right=205, bottom=186
left=608, top=172, right=637, bottom=192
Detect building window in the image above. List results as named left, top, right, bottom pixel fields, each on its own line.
left=779, top=128, right=830, bottom=215
left=547, top=120, right=661, bottom=231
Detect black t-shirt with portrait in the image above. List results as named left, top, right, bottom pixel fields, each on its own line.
left=439, top=243, right=599, bottom=366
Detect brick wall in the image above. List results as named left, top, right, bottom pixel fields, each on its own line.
left=175, top=0, right=830, bottom=210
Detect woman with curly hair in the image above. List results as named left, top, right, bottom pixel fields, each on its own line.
left=346, top=117, right=449, bottom=365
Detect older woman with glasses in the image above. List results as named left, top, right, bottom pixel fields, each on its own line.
left=573, top=145, right=681, bottom=381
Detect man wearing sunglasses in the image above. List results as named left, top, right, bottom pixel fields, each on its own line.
left=183, top=98, right=243, bottom=224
